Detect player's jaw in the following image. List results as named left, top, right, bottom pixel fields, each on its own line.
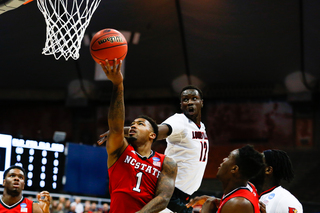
left=6, top=180, right=24, bottom=196
left=182, top=105, right=199, bottom=120
left=127, top=127, right=138, bottom=143
left=185, top=105, right=197, bottom=115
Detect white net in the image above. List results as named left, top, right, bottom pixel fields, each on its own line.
left=37, top=0, right=101, bottom=60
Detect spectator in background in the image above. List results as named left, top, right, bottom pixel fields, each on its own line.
left=101, top=203, right=109, bottom=213
left=83, top=200, right=92, bottom=213
left=59, top=196, right=66, bottom=210
left=51, top=200, right=59, bottom=213
left=27, top=196, right=35, bottom=201
left=55, top=202, right=65, bottom=213
left=67, top=203, right=76, bottom=213
left=90, top=202, right=98, bottom=213
left=71, top=197, right=84, bottom=213
left=64, top=199, right=71, bottom=213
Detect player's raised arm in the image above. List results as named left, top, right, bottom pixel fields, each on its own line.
left=100, top=59, right=127, bottom=167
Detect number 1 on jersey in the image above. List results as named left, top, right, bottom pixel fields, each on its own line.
left=133, top=172, right=143, bottom=192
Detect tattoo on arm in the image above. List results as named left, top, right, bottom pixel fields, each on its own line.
left=138, top=157, right=177, bottom=212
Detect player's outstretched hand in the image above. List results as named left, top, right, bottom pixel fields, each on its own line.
left=186, top=196, right=220, bottom=211
left=186, top=195, right=212, bottom=208
left=201, top=197, right=219, bottom=213
left=37, top=191, right=51, bottom=213
left=99, top=58, right=123, bottom=85
left=97, top=130, right=109, bottom=145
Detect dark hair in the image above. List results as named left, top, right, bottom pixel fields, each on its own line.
left=263, top=149, right=294, bottom=183
left=180, top=85, right=203, bottom=99
left=236, top=145, right=264, bottom=179
left=137, top=115, right=158, bottom=142
left=3, top=165, right=26, bottom=180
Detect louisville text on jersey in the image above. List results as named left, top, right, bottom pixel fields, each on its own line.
left=192, top=131, right=208, bottom=140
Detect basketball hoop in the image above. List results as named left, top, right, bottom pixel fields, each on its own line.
left=37, top=0, right=101, bottom=60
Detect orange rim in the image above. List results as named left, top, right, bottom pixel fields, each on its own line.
left=23, top=0, right=34, bottom=5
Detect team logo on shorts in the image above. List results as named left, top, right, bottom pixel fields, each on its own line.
left=153, top=157, right=161, bottom=167
left=288, top=207, right=298, bottom=213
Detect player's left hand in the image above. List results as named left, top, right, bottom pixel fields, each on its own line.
left=37, top=191, right=51, bottom=213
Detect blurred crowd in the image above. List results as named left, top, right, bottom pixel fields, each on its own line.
left=28, top=195, right=110, bottom=213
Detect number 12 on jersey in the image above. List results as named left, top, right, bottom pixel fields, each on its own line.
left=199, top=141, right=208, bottom=162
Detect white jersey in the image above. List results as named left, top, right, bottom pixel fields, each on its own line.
left=260, top=186, right=303, bottom=213
left=161, top=113, right=209, bottom=195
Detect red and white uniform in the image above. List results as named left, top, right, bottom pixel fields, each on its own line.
left=108, top=145, right=165, bottom=213
left=217, top=182, right=260, bottom=213
left=260, top=186, right=303, bottom=213
left=0, top=196, right=33, bottom=213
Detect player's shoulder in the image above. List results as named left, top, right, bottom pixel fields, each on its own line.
left=275, top=186, right=298, bottom=198
left=163, top=155, right=177, bottom=170
left=223, top=197, right=254, bottom=212
left=271, top=187, right=303, bottom=209
left=278, top=190, right=302, bottom=204
left=161, top=113, right=186, bottom=129
left=164, top=113, right=185, bottom=121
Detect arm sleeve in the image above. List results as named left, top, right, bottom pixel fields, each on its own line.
left=161, top=114, right=184, bottom=136
left=162, top=123, right=173, bottom=136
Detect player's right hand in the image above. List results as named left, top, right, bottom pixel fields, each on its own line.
left=99, top=58, right=123, bottom=86
left=37, top=191, right=51, bottom=213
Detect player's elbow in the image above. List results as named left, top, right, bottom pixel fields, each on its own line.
left=158, top=196, right=171, bottom=210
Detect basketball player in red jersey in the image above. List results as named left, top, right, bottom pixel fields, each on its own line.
left=186, top=145, right=264, bottom=213
left=99, top=59, right=177, bottom=213
left=0, top=165, right=51, bottom=213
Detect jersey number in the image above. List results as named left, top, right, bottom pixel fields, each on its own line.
left=133, top=172, right=143, bottom=192
left=199, top=141, right=208, bottom=162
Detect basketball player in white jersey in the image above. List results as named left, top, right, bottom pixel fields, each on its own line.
left=156, top=85, right=209, bottom=213
left=98, top=85, right=208, bottom=213
left=250, top=149, right=303, bottom=213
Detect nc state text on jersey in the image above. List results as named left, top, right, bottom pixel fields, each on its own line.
left=124, top=155, right=161, bottom=178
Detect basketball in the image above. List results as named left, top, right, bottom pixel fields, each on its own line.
left=90, top=28, right=128, bottom=66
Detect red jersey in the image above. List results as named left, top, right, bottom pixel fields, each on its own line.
left=217, top=182, right=260, bottom=213
left=0, top=197, right=33, bottom=213
left=108, top=145, right=165, bottom=213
